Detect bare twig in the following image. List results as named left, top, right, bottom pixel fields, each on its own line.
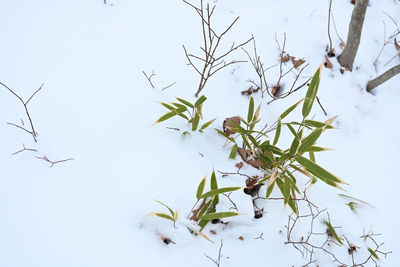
left=182, top=0, right=252, bottom=97
left=242, top=37, right=271, bottom=98
left=1, top=82, right=43, bottom=142
left=254, top=232, right=264, bottom=240
left=12, top=144, right=37, bottom=155
left=222, top=192, right=238, bottom=211
left=316, top=96, right=328, bottom=116
left=327, top=0, right=334, bottom=56
left=36, top=155, right=74, bottom=168
left=161, top=82, right=176, bottom=91
left=204, top=239, right=223, bottom=267
left=142, top=70, right=156, bottom=88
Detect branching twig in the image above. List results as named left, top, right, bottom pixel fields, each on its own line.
left=36, top=155, right=74, bottom=168
left=204, top=239, right=223, bottom=267
left=142, top=70, right=156, bottom=88
left=12, top=144, right=37, bottom=155
left=182, top=0, right=252, bottom=97
left=1, top=82, right=43, bottom=142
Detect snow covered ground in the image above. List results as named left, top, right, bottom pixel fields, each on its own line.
left=0, top=0, right=399, bottom=266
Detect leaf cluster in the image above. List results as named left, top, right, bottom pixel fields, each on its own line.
left=154, top=95, right=216, bottom=132
left=219, top=65, right=347, bottom=214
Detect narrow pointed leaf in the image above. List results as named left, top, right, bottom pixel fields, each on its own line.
left=199, top=118, right=216, bottom=131
left=229, top=144, right=238, bottom=159
left=368, top=248, right=380, bottom=260
left=195, top=95, right=207, bottom=107
left=153, top=200, right=175, bottom=217
left=297, top=127, right=324, bottom=155
left=304, top=119, right=334, bottom=129
left=247, top=96, right=254, bottom=123
left=199, top=211, right=241, bottom=221
left=200, top=187, right=241, bottom=199
left=198, top=199, right=212, bottom=218
left=281, top=98, right=304, bottom=119
left=323, top=220, right=343, bottom=245
left=295, top=156, right=347, bottom=186
left=176, top=97, right=194, bottom=108
left=196, top=175, right=207, bottom=199
left=192, top=112, right=200, bottom=131
left=302, top=64, right=322, bottom=118
left=265, top=180, right=275, bottom=199
left=273, top=117, right=281, bottom=146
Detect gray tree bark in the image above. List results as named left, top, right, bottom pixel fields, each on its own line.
left=366, top=64, right=400, bottom=92
left=337, top=0, right=369, bottom=70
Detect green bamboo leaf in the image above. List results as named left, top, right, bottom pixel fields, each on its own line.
left=302, top=64, right=322, bottom=118
left=153, top=200, right=175, bottom=217
left=199, top=118, right=216, bottom=132
left=304, top=119, right=334, bottom=129
left=199, top=211, right=241, bottom=221
left=306, top=146, right=332, bottom=152
left=247, top=96, right=254, bottom=123
left=368, top=248, right=380, bottom=260
left=145, top=212, right=174, bottom=221
left=195, top=95, right=207, bottom=107
left=281, top=98, right=304, bottom=120
left=153, top=107, right=186, bottom=125
left=200, top=187, right=241, bottom=199
left=215, top=129, right=237, bottom=144
left=323, top=220, right=343, bottom=245
left=265, top=180, right=275, bottom=199
left=172, top=102, right=188, bottom=110
left=192, top=112, right=200, bottom=131
left=289, top=137, right=300, bottom=156
left=227, top=121, right=247, bottom=135
left=198, top=199, right=212, bottom=218
left=286, top=124, right=300, bottom=140
left=160, top=102, right=175, bottom=111
left=211, top=169, right=219, bottom=205
left=288, top=197, right=298, bottom=214
left=309, top=151, right=316, bottom=162
left=241, top=134, right=252, bottom=150
left=295, top=156, right=347, bottom=187
left=273, top=117, right=281, bottom=146
left=283, top=178, right=291, bottom=205
left=176, top=97, right=194, bottom=108
left=196, top=175, right=207, bottom=199
left=229, top=144, right=238, bottom=159
left=297, top=127, right=324, bottom=155
left=247, top=134, right=259, bottom=148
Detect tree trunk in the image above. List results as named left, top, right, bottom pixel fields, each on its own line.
left=337, top=0, right=369, bottom=71
left=366, top=64, right=400, bottom=92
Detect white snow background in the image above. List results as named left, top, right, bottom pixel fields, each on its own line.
left=0, top=0, right=399, bottom=266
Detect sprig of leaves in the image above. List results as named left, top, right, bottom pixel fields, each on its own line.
left=154, top=95, right=216, bottom=132
left=218, top=65, right=347, bottom=214
left=144, top=200, right=178, bottom=228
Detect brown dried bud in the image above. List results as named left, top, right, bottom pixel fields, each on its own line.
left=223, top=116, right=241, bottom=136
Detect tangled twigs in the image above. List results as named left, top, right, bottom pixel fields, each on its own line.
left=36, top=155, right=74, bottom=168
left=182, top=0, right=253, bottom=97
left=0, top=82, right=43, bottom=142
left=12, top=144, right=38, bottom=155
left=204, top=239, right=223, bottom=267
left=283, top=192, right=391, bottom=266
left=267, top=34, right=310, bottom=104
